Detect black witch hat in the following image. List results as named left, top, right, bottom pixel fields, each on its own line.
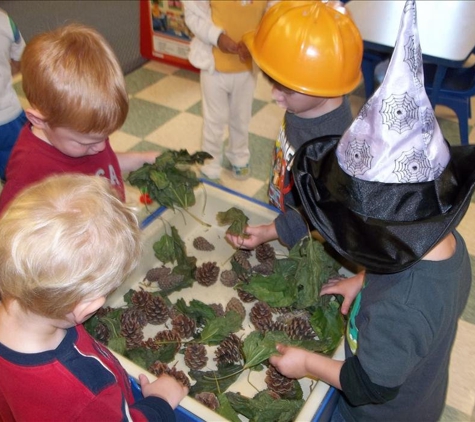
left=292, top=0, right=475, bottom=273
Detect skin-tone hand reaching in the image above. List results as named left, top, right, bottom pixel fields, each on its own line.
left=269, top=343, right=343, bottom=389
left=237, top=41, right=251, bottom=62
left=217, top=33, right=238, bottom=54
left=226, top=222, right=279, bottom=250
left=138, top=373, right=189, bottom=409
left=320, top=271, right=365, bottom=315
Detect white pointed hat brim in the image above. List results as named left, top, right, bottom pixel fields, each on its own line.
left=292, top=136, right=475, bottom=273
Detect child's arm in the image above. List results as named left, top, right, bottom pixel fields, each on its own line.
left=226, top=221, right=278, bottom=249
left=270, top=344, right=344, bottom=389
left=320, top=271, right=365, bottom=315
left=115, top=151, right=159, bottom=173
left=184, top=1, right=223, bottom=47
left=138, top=373, right=188, bottom=409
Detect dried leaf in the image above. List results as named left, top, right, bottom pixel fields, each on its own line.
left=216, top=207, right=249, bottom=236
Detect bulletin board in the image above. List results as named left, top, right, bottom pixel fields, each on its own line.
left=140, top=0, right=196, bottom=71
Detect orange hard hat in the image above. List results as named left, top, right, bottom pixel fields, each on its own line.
left=243, top=1, right=363, bottom=97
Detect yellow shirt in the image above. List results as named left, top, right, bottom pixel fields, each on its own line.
left=211, top=0, right=267, bottom=72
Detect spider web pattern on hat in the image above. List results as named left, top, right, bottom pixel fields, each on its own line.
left=336, top=0, right=449, bottom=183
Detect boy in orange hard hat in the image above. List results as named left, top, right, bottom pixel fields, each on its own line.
left=227, top=1, right=363, bottom=254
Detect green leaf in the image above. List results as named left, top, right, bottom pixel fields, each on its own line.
left=189, top=363, right=243, bottom=395
left=254, top=397, right=305, bottom=422
left=127, top=148, right=206, bottom=210
left=174, top=298, right=218, bottom=323
left=242, top=331, right=290, bottom=369
left=292, top=237, right=341, bottom=309
left=107, top=336, right=127, bottom=355
left=153, top=233, right=176, bottom=264
left=237, top=274, right=296, bottom=308
left=152, top=226, right=190, bottom=265
left=310, top=300, right=345, bottom=351
left=216, top=207, right=249, bottom=236
left=225, top=390, right=304, bottom=422
left=199, top=310, right=243, bottom=345
left=149, top=170, right=169, bottom=189
left=216, top=393, right=241, bottom=422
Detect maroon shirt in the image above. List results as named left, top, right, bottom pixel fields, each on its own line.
left=0, top=124, right=125, bottom=214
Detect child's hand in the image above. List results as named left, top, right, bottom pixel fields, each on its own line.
left=269, top=344, right=309, bottom=379
left=217, top=33, right=238, bottom=54
left=139, top=373, right=188, bottom=409
left=320, top=271, right=365, bottom=315
left=237, top=41, right=251, bottom=62
left=226, top=222, right=278, bottom=250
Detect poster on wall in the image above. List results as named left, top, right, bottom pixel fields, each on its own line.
left=140, top=0, right=196, bottom=70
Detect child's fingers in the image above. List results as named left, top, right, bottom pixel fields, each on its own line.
left=138, top=373, right=150, bottom=388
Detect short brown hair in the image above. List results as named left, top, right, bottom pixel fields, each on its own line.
left=0, top=174, right=142, bottom=319
left=21, top=23, right=128, bottom=135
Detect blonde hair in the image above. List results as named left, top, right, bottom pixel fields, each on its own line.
left=21, top=23, right=128, bottom=134
left=0, top=174, right=142, bottom=319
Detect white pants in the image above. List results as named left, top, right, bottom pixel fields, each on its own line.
left=200, top=69, right=256, bottom=168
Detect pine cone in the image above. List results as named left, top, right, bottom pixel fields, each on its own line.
left=237, top=288, right=256, bottom=303
left=171, top=314, right=196, bottom=339
left=265, top=365, right=295, bottom=397
left=131, top=289, right=152, bottom=309
left=283, top=316, right=316, bottom=340
left=120, top=311, right=144, bottom=349
left=195, top=262, right=220, bottom=286
left=168, top=305, right=181, bottom=320
left=193, top=236, right=215, bottom=251
left=153, top=329, right=182, bottom=354
left=148, top=361, right=190, bottom=389
left=209, top=303, right=225, bottom=317
left=123, top=307, right=148, bottom=328
left=225, top=297, right=246, bottom=320
left=250, top=301, right=274, bottom=333
left=149, top=361, right=170, bottom=377
left=144, top=267, right=171, bottom=282
left=142, top=337, right=159, bottom=350
left=195, top=392, right=219, bottom=411
left=157, top=273, right=185, bottom=292
left=94, top=322, right=110, bottom=344
left=168, top=366, right=191, bottom=389
left=214, top=334, right=243, bottom=366
left=255, top=243, right=276, bottom=263
left=95, top=306, right=114, bottom=318
left=220, top=269, right=239, bottom=287
left=252, top=260, right=274, bottom=276
left=232, top=251, right=252, bottom=271
left=184, top=343, right=208, bottom=370
left=234, top=249, right=252, bottom=260
left=145, top=295, right=169, bottom=325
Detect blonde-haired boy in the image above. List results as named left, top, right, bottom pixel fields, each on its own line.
left=0, top=23, right=159, bottom=214
left=0, top=174, right=188, bottom=421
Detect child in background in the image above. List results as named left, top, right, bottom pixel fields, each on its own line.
left=0, top=23, right=159, bottom=214
left=271, top=1, right=475, bottom=420
left=0, top=174, right=188, bottom=421
left=0, top=8, right=27, bottom=182
left=226, top=1, right=363, bottom=249
left=184, top=0, right=275, bottom=181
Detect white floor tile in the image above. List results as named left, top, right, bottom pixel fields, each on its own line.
left=254, top=70, right=275, bottom=102
left=249, top=102, right=285, bottom=140
left=135, top=75, right=201, bottom=111
left=143, top=60, right=180, bottom=75
left=218, top=170, right=265, bottom=198
left=145, top=112, right=203, bottom=152
left=110, top=131, right=142, bottom=151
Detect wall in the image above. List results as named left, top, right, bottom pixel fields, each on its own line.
left=0, top=0, right=146, bottom=74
